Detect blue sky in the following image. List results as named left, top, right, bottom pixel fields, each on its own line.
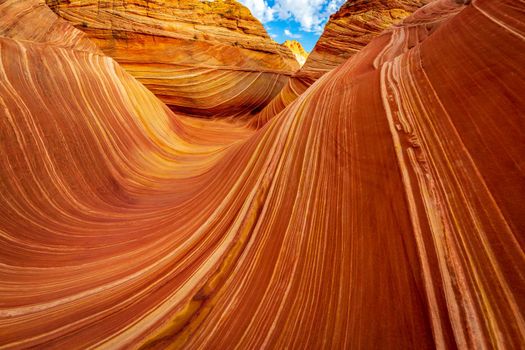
left=237, top=0, right=346, bottom=52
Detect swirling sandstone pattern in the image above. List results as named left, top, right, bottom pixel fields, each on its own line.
left=0, top=0, right=101, bottom=53
left=45, top=0, right=299, bottom=118
left=1, top=0, right=524, bottom=349
left=252, top=0, right=429, bottom=127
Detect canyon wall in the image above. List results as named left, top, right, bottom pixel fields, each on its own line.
left=45, top=0, right=299, bottom=118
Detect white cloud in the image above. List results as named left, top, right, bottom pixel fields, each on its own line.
left=275, top=0, right=346, bottom=33
left=325, top=0, right=342, bottom=13
left=238, top=0, right=346, bottom=34
left=284, top=29, right=301, bottom=39
left=238, top=0, right=275, bottom=23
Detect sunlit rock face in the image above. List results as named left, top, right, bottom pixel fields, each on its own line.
left=282, top=40, right=309, bottom=66
left=252, top=0, right=428, bottom=127
left=0, top=0, right=524, bottom=349
left=45, top=0, right=299, bottom=118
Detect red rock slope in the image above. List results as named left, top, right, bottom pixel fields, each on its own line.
left=0, top=0, right=524, bottom=348
left=45, top=0, right=299, bottom=118
left=252, top=0, right=428, bottom=127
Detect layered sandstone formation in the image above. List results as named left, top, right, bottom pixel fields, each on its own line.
left=252, top=0, right=428, bottom=126
left=45, top=0, right=299, bottom=118
left=0, top=0, right=102, bottom=53
left=1, top=0, right=524, bottom=349
left=282, top=40, right=309, bottom=66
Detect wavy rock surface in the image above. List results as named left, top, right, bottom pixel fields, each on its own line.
left=282, top=40, right=309, bottom=66
left=0, top=0, right=102, bottom=53
left=45, top=0, right=299, bottom=118
left=1, top=0, right=524, bottom=349
left=252, top=0, right=428, bottom=127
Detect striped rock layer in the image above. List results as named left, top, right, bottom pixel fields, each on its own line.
left=0, top=0, right=524, bottom=349
left=45, top=0, right=299, bottom=118
left=252, top=0, right=429, bottom=127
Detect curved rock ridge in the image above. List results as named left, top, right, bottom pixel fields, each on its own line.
left=0, top=0, right=102, bottom=53
left=45, top=0, right=299, bottom=118
left=282, top=40, right=309, bottom=66
left=1, top=0, right=524, bottom=348
left=252, top=0, right=429, bottom=127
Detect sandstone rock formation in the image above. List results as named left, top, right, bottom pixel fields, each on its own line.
left=45, top=0, right=299, bottom=118
left=0, top=0, right=102, bottom=53
left=252, top=0, right=428, bottom=127
left=282, top=40, right=309, bottom=66
left=0, top=0, right=524, bottom=349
